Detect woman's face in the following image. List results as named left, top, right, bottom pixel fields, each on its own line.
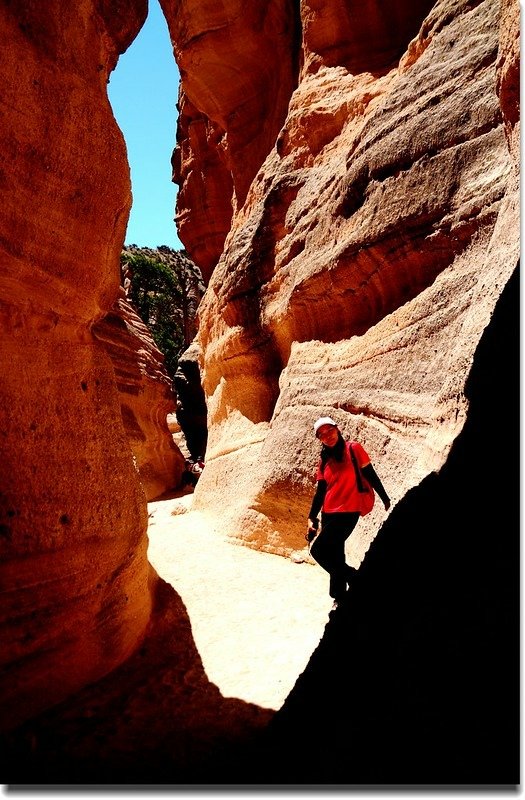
left=317, top=424, right=339, bottom=448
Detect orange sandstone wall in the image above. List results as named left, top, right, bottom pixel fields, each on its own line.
left=94, top=289, right=186, bottom=501
left=0, top=0, right=154, bottom=730
left=161, top=0, right=299, bottom=282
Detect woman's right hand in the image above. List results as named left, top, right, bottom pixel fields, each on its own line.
left=306, top=519, right=318, bottom=542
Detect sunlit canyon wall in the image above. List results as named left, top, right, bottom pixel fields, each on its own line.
left=165, top=0, right=519, bottom=565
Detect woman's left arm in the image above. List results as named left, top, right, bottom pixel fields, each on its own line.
left=362, top=463, right=391, bottom=510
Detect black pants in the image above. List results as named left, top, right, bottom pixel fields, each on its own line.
left=310, top=511, right=360, bottom=601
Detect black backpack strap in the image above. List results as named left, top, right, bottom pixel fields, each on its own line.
left=349, top=442, right=368, bottom=494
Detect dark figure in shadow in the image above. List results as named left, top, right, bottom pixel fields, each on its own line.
left=173, top=345, right=208, bottom=462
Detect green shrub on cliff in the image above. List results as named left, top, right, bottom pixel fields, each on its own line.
left=121, top=246, right=204, bottom=383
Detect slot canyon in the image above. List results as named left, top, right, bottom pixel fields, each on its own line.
left=0, top=0, right=519, bottom=786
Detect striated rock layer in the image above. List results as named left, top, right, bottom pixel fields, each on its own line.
left=93, top=288, right=186, bottom=501
left=163, top=0, right=299, bottom=282
left=168, top=0, right=520, bottom=564
left=0, top=0, right=155, bottom=731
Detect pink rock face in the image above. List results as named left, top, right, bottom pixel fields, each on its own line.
left=168, top=0, right=519, bottom=554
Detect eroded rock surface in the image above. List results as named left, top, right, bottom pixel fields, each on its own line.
left=163, top=0, right=299, bottom=281
left=169, top=0, right=519, bottom=563
left=94, top=288, right=185, bottom=501
left=0, top=0, right=154, bottom=731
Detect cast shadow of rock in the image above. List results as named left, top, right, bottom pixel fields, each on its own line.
left=2, top=575, right=273, bottom=785
left=236, top=267, right=520, bottom=786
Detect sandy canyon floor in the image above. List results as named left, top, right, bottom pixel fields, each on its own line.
left=147, top=491, right=332, bottom=712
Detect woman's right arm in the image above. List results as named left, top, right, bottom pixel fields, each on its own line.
left=307, top=479, right=327, bottom=537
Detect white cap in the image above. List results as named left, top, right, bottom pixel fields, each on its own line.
left=313, top=416, right=338, bottom=436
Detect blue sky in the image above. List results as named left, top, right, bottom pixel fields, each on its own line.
left=107, top=0, right=183, bottom=250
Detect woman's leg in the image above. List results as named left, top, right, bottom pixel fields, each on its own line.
left=310, top=512, right=359, bottom=600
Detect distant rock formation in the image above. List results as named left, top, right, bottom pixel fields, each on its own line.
left=120, top=245, right=207, bottom=470
left=122, top=244, right=205, bottom=346
left=93, top=287, right=186, bottom=500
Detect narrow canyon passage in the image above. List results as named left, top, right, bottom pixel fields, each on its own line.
left=0, top=0, right=518, bottom=786
left=146, top=491, right=332, bottom=710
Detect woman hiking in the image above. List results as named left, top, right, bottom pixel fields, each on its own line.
left=307, top=416, right=391, bottom=615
